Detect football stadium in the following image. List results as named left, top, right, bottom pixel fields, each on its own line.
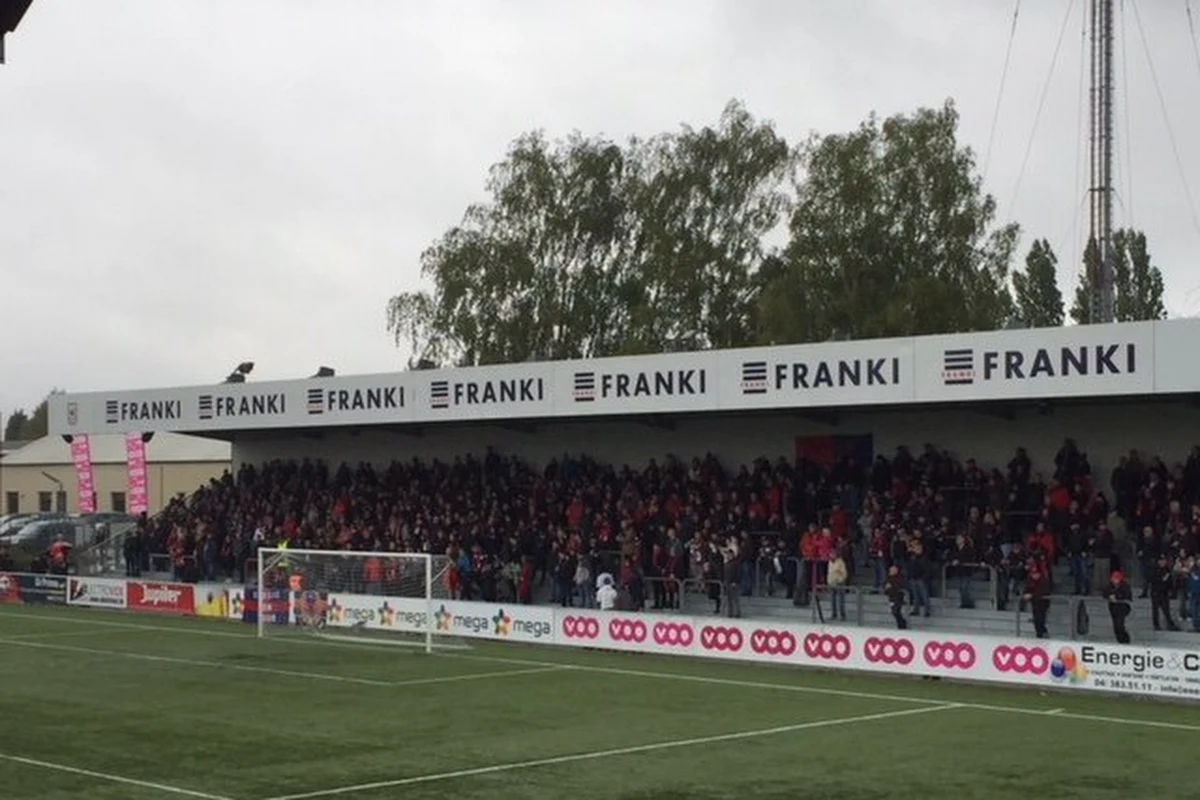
left=5, top=2, right=1200, bottom=799
left=0, top=317, right=1196, bottom=799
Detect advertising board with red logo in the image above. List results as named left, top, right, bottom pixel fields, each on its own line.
left=67, top=576, right=127, bottom=609
left=127, top=581, right=195, bottom=614
left=548, top=607, right=1200, bottom=700
left=0, top=572, right=21, bottom=604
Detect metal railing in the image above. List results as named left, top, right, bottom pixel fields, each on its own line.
left=810, top=584, right=868, bottom=626
left=641, top=577, right=728, bottom=615
left=939, top=562, right=999, bottom=609
left=1013, top=594, right=1091, bottom=639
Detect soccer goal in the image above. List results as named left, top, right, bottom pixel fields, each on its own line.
left=256, top=547, right=457, bottom=653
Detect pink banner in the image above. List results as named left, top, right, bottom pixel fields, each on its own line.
left=125, top=433, right=150, bottom=516
left=70, top=434, right=97, bottom=514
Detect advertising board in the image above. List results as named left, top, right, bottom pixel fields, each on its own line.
left=127, top=581, right=195, bottom=614
left=51, top=318, right=1200, bottom=437
left=0, top=572, right=21, bottom=604
left=9, top=573, right=1199, bottom=702
left=17, top=573, right=67, bottom=605
left=431, top=600, right=554, bottom=643
left=67, top=576, right=127, bottom=609
left=193, top=584, right=229, bottom=618
left=552, top=608, right=1200, bottom=700
left=325, top=593, right=428, bottom=634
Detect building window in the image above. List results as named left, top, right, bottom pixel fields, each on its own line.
left=111, top=492, right=127, bottom=514
left=38, top=492, right=52, bottom=512
left=4, top=492, right=17, bottom=514
left=55, top=491, right=67, bottom=514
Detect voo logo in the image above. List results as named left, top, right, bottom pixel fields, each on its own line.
left=803, top=633, right=852, bottom=661
left=992, top=645, right=1050, bottom=675
left=923, top=641, right=976, bottom=670
left=864, top=637, right=915, bottom=665
left=750, top=630, right=797, bottom=657
left=700, top=626, right=744, bottom=652
left=608, top=619, right=648, bottom=643
left=561, top=616, right=600, bottom=639
left=652, top=622, right=694, bottom=647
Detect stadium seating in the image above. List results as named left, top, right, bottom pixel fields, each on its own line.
left=115, top=440, right=1199, bottom=645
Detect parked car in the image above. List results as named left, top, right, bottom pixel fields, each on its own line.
left=0, top=513, right=44, bottom=538
left=6, top=518, right=81, bottom=552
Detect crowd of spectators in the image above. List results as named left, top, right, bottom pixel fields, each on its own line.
left=118, top=440, right=1200, bottom=632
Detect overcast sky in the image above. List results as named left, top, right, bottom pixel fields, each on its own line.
left=2, top=0, right=1199, bottom=415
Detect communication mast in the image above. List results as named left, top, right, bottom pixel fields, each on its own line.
left=1087, top=0, right=1116, bottom=323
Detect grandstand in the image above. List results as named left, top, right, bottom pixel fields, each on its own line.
left=46, top=318, right=1200, bottom=648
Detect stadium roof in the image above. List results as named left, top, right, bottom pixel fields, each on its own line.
left=0, top=0, right=34, bottom=64
left=2, top=431, right=231, bottom=466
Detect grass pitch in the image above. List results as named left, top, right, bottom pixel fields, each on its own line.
left=0, top=606, right=1197, bottom=800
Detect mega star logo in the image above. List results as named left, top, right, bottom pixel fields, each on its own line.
left=378, top=600, right=396, bottom=626
left=230, top=594, right=243, bottom=616
left=493, top=608, right=512, bottom=636
left=434, top=604, right=453, bottom=631
left=327, top=598, right=345, bottom=624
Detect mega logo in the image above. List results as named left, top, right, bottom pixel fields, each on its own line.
left=741, top=357, right=902, bottom=395
left=105, top=398, right=182, bottom=424
left=561, top=616, right=601, bottom=640
left=803, top=633, right=852, bottom=661
left=864, top=636, right=915, bottom=665
left=429, top=377, right=545, bottom=409
left=609, top=619, right=648, bottom=643
left=377, top=601, right=426, bottom=630
left=652, top=622, right=694, bottom=648
left=492, top=608, right=552, bottom=639
left=992, top=645, right=1050, bottom=675
left=197, top=392, right=287, bottom=420
left=700, top=625, right=744, bottom=652
left=432, top=604, right=489, bottom=634
left=940, top=343, right=1137, bottom=386
left=923, top=641, right=977, bottom=670
left=750, top=629, right=798, bottom=657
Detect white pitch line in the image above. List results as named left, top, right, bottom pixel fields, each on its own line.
left=4, top=609, right=1199, bottom=733
left=3, top=627, right=154, bottom=641
left=0, top=638, right=564, bottom=690
left=0, top=752, right=235, bottom=800
left=259, top=704, right=959, bottom=800
left=0, top=610, right=256, bottom=639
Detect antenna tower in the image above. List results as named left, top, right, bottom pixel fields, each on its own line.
left=1087, top=0, right=1116, bottom=323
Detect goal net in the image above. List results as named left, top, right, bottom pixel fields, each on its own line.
left=255, top=547, right=456, bottom=653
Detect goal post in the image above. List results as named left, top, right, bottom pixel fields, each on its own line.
left=256, top=547, right=443, bottom=653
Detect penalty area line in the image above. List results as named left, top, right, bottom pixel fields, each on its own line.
left=259, top=703, right=960, bottom=800
left=0, top=751, right=235, bottom=800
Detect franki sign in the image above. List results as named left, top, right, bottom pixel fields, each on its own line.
left=942, top=343, right=1138, bottom=386
left=54, top=318, right=1178, bottom=434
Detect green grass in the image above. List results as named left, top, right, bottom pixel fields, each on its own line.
left=0, top=606, right=1197, bottom=800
